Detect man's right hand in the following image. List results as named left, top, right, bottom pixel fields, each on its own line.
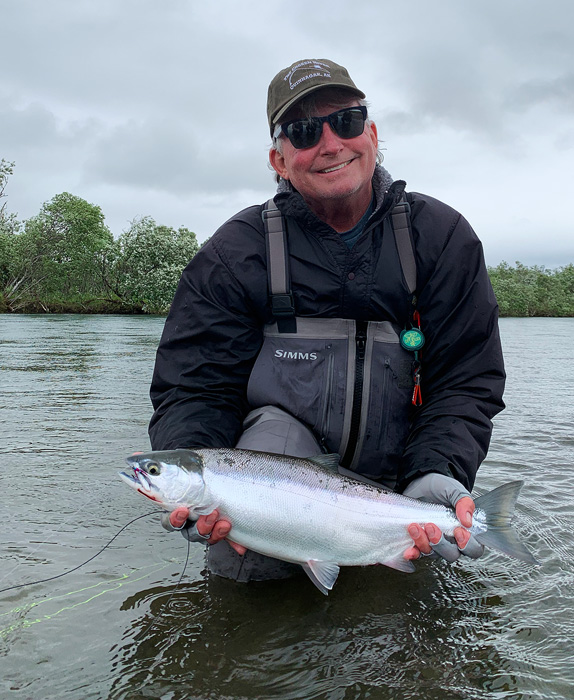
left=168, top=507, right=247, bottom=555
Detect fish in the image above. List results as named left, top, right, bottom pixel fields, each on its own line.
left=119, top=448, right=538, bottom=595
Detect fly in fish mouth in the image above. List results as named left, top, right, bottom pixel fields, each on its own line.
left=134, top=467, right=152, bottom=491
left=120, top=466, right=152, bottom=492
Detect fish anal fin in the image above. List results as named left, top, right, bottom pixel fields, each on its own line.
left=308, top=454, right=341, bottom=473
left=380, top=554, right=416, bottom=573
left=302, top=560, right=340, bottom=595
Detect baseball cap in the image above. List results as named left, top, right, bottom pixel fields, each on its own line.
left=267, top=59, right=366, bottom=133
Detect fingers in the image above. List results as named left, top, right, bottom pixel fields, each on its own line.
left=169, top=506, right=190, bottom=529
left=196, top=511, right=244, bottom=555
left=425, top=523, right=460, bottom=562
left=452, top=499, right=484, bottom=557
left=454, top=527, right=485, bottom=559
left=407, top=520, right=484, bottom=564
left=407, top=524, right=433, bottom=556
left=228, top=540, right=248, bottom=556
left=197, top=511, right=233, bottom=543
left=455, top=496, right=475, bottom=529
left=404, top=545, right=423, bottom=561
left=165, top=508, right=245, bottom=556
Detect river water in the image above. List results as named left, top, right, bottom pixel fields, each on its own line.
left=0, top=315, right=573, bottom=700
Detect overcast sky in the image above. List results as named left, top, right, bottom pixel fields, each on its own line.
left=2, top=0, right=573, bottom=267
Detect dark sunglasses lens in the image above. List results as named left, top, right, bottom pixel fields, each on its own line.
left=284, top=108, right=366, bottom=149
left=286, top=119, right=322, bottom=149
left=331, top=109, right=365, bottom=139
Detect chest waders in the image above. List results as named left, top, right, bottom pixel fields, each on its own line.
left=248, top=189, right=420, bottom=488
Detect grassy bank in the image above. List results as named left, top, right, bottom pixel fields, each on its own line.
left=0, top=293, right=144, bottom=315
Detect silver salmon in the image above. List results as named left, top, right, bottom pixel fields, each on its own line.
left=119, top=448, right=537, bottom=594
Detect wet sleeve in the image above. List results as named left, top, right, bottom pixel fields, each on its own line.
left=148, top=235, right=264, bottom=451
left=397, top=210, right=506, bottom=492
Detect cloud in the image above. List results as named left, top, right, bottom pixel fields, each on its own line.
left=2, top=0, right=574, bottom=263
left=83, top=116, right=271, bottom=195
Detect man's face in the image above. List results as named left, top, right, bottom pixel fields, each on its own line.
left=269, top=96, right=378, bottom=212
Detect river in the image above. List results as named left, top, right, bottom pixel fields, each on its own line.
left=0, top=315, right=572, bottom=700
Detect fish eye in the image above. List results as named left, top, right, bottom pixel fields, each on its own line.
left=147, top=463, right=161, bottom=476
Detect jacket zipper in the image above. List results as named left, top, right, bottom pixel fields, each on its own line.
left=341, top=320, right=368, bottom=468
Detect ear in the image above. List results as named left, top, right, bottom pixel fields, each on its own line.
left=367, top=121, right=378, bottom=149
left=269, top=147, right=289, bottom=181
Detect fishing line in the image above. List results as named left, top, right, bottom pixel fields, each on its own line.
left=0, top=561, right=170, bottom=619
left=0, top=511, right=158, bottom=595
left=0, top=487, right=109, bottom=586
left=0, top=562, right=172, bottom=638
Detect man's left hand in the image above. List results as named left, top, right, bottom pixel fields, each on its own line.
left=401, top=473, right=485, bottom=562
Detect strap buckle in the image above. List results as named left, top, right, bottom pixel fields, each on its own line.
left=271, top=293, right=295, bottom=317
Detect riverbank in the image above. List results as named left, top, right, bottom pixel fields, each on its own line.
left=0, top=296, right=145, bottom=314
left=1, top=303, right=573, bottom=318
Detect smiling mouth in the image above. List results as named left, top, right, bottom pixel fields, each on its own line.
left=319, top=159, right=353, bottom=174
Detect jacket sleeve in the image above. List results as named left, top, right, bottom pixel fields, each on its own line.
left=397, top=201, right=506, bottom=492
left=148, top=227, right=265, bottom=451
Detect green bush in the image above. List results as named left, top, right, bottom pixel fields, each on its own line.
left=108, top=217, right=198, bottom=314
left=489, top=262, right=574, bottom=317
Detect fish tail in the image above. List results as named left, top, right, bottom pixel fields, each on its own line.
left=474, top=481, right=539, bottom=565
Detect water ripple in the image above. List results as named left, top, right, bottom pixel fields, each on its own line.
left=1, top=315, right=573, bottom=700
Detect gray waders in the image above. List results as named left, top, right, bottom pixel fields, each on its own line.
left=207, top=187, right=418, bottom=583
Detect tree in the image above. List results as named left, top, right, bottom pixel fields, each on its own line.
left=0, top=159, right=17, bottom=228
left=16, top=192, right=113, bottom=301
left=110, top=216, right=198, bottom=313
left=488, top=261, right=538, bottom=316
left=0, top=160, right=22, bottom=304
left=488, top=262, right=574, bottom=317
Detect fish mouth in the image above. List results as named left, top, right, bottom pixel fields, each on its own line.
left=119, top=466, right=152, bottom=492
left=119, top=467, right=165, bottom=505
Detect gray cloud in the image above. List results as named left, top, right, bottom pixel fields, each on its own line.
left=2, top=0, right=573, bottom=264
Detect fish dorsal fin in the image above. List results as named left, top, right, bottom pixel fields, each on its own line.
left=308, top=454, right=341, bottom=473
left=302, top=560, right=340, bottom=595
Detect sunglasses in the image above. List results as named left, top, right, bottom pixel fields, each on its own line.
left=274, top=106, right=368, bottom=150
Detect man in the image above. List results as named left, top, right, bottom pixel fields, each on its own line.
left=149, top=58, right=505, bottom=581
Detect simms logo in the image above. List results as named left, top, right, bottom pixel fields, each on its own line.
left=274, top=350, right=318, bottom=361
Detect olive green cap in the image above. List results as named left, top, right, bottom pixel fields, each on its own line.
left=267, top=58, right=366, bottom=133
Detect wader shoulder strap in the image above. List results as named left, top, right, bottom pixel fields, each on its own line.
left=390, top=186, right=417, bottom=296
left=262, top=190, right=417, bottom=329
left=262, top=199, right=296, bottom=333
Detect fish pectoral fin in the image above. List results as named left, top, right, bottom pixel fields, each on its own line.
left=302, top=560, right=340, bottom=595
left=380, top=554, right=416, bottom=573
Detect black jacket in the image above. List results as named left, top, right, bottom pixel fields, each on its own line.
left=149, top=173, right=505, bottom=491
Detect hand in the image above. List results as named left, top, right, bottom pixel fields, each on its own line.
left=402, top=473, right=485, bottom=562
left=163, top=507, right=247, bottom=555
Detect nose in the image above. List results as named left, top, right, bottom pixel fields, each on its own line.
left=317, top=121, right=344, bottom=153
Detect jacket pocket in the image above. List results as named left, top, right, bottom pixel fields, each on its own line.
left=246, top=318, right=354, bottom=451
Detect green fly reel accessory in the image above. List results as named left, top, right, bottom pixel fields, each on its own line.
left=400, top=328, right=425, bottom=352
left=400, top=326, right=424, bottom=406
